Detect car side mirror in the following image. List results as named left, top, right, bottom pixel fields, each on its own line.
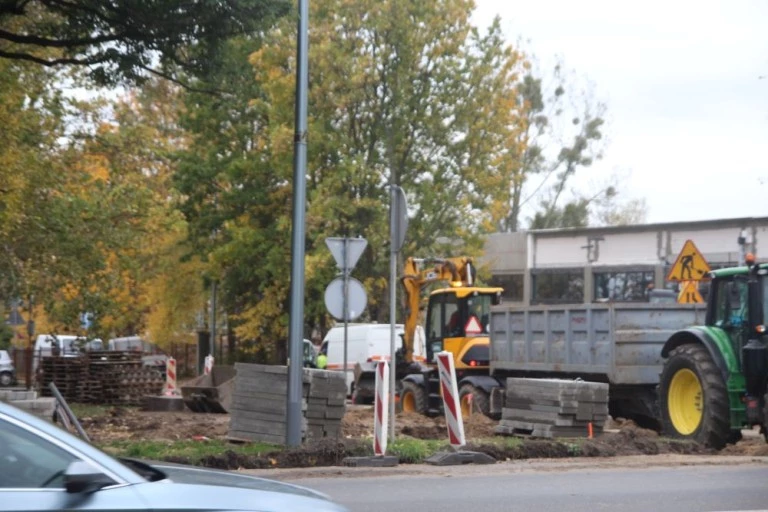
left=64, top=461, right=115, bottom=494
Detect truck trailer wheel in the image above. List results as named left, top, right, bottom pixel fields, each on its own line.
left=459, top=384, right=490, bottom=418
left=659, top=343, right=731, bottom=449
left=400, top=381, right=427, bottom=414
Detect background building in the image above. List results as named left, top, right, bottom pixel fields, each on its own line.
left=481, top=216, right=768, bottom=305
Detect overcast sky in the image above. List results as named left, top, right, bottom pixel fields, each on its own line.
left=472, top=0, right=768, bottom=225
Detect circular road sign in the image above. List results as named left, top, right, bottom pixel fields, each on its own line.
left=324, top=276, right=368, bottom=321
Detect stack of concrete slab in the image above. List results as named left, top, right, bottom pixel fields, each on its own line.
left=494, top=378, right=609, bottom=439
left=304, top=369, right=347, bottom=440
left=0, top=389, right=55, bottom=420
left=228, top=363, right=346, bottom=445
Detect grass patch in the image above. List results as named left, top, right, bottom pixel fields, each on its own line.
left=100, top=439, right=280, bottom=464
left=389, top=438, right=447, bottom=463
left=69, top=403, right=116, bottom=419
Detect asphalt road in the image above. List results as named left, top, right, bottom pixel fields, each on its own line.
left=282, top=461, right=768, bottom=512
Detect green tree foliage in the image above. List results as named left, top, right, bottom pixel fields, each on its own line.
left=174, top=0, right=529, bottom=361
left=0, top=0, right=290, bottom=86
left=0, top=58, right=84, bottom=308
left=56, top=79, right=206, bottom=341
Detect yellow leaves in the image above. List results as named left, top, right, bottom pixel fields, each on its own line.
left=81, top=152, right=110, bottom=183
left=232, top=283, right=289, bottom=344
left=61, top=283, right=80, bottom=301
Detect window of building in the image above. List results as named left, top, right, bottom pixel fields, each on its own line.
left=594, top=270, right=655, bottom=302
left=532, top=270, right=584, bottom=304
left=488, top=274, right=523, bottom=302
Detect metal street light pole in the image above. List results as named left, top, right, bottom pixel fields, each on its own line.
left=286, top=0, right=309, bottom=447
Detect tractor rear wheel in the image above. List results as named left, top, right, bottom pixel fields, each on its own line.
left=459, top=384, right=490, bottom=418
left=400, top=381, right=427, bottom=415
left=659, top=343, right=731, bottom=449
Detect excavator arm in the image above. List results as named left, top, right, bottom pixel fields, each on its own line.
left=400, top=256, right=476, bottom=364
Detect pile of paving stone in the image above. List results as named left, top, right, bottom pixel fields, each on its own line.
left=228, top=363, right=346, bottom=445
left=494, top=378, right=609, bottom=438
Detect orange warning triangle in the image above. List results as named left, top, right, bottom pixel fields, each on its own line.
left=465, top=316, right=483, bottom=335
left=677, top=280, right=704, bottom=304
left=666, top=240, right=711, bottom=282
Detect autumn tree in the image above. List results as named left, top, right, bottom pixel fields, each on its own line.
left=0, top=57, right=85, bottom=324
left=57, top=79, right=208, bottom=343
left=0, top=0, right=290, bottom=86
left=497, top=62, right=607, bottom=232
left=174, top=0, right=529, bottom=362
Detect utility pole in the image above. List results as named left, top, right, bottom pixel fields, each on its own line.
left=286, top=0, right=309, bottom=447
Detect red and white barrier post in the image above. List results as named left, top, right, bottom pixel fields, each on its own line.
left=435, top=351, right=466, bottom=449
left=373, top=360, right=390, bottom=456
left=164, top=357, right=178, bottom=395
left=204, top=354, right=214, bottom=375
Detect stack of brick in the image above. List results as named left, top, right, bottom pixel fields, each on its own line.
left=228, top=363, right=346, bottom=445
left=494, top=378, right=609, bottom=438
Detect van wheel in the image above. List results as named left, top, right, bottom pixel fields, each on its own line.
left=0, top=372, right=12, bottom=387
left=400, top=381, right=427, bottom=414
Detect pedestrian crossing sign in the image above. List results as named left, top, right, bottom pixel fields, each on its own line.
left=666, top=240, right=711, bottom=282
left=678, top=280, right=705, bottom=304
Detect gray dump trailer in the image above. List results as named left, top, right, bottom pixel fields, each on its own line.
left=481, top=303, right=707, bottom=427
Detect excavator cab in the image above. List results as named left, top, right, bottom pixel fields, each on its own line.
left=424, top=287, right=502, bottom=369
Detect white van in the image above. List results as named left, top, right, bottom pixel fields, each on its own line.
left=32, top=334, right=85, bottom=371
left=319, top=323, right=426, bottom=398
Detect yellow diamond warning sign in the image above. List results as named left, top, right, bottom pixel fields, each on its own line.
left=667, top=240, right=711, bottom=282
left=677, top=280, right=705, bottom=304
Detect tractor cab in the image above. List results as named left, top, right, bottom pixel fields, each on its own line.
left=424, top=287, right=502, bottom=370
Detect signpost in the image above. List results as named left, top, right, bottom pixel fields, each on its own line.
left=389, top=185, right=408, bottom=441
left=325, top=237, right=368, bottom=387
left=667, top=239, right=711, bottom=305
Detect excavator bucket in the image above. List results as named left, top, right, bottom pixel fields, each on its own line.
left=181, top=365, right=236, bottom=414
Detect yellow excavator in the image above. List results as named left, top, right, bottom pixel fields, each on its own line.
left=396, top=256, right=503, bottom=417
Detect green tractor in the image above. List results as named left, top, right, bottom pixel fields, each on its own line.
left=660, top=257, right=768, bottom=448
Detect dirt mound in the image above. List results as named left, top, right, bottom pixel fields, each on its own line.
left=342, top=405, right=497, bottom=440
left=79, top=407, right=230, bottom=442
left=76, top=404, right=764, bottom=469
left=174, top=439, right=372, bottom=470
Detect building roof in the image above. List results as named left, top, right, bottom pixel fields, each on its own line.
left=523, top=216, right=768, bottom=238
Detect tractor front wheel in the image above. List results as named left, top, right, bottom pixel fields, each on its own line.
left=659, top=343, right=731, bottom=449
